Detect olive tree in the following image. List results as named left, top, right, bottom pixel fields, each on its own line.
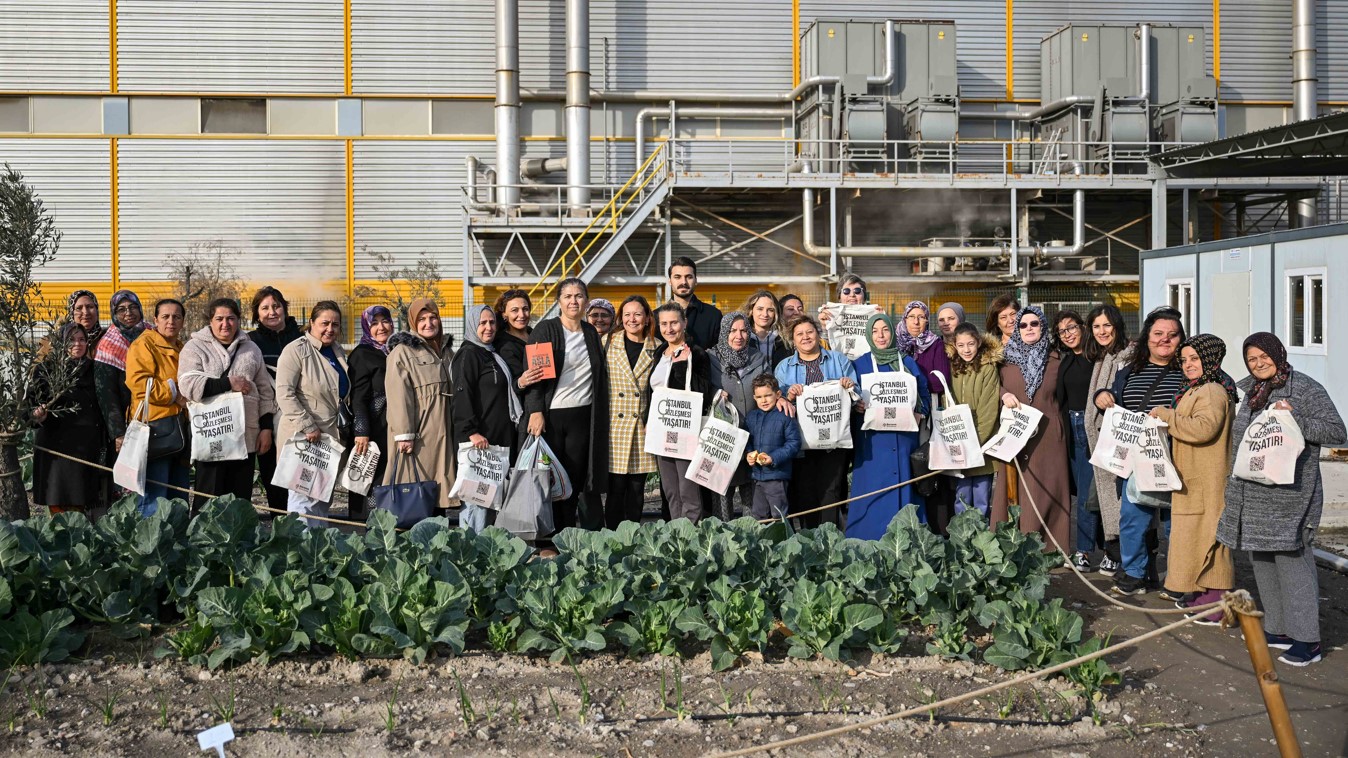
left=0, top=165, right=77, bottom=520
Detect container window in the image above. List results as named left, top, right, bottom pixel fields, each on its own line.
left=1286, top=272, right=1325, bottom=349
left=201, top=98, right=266, bottom=134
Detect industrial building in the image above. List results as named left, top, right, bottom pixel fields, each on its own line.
left=1, top=0, right=1344, bottom=330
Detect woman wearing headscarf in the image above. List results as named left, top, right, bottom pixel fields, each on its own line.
left=346, top=304, right=394, bottom=521
left=1217, top=333, right=1345, bottom=666
left=898, top=300, right=955, bottom=531
left=453, top=304, right=524, bottom=532
left=524, top=278, right=611, bottom=532
left=31, top=323, right=102, bottom=514
left=248, top=286, right=305, bottom=513
left=585, top=298, right=616, bottom=338
left=93, top=289, right=151, bottom=462
left=708, top=311, right=770, bottom=520
left=1083, top=304, right=1132, bottom=577
left=178, top=297, right=276, bottom=510
left=935, top=302, right=965, bottom=342
left=65, top=290, right=105, bottom=353
left=991, top=306, right=1071, bottom=551
left=384, top=298, right=457, bottom=517
left=125, top=299, right=190, bottom=517
left=275, top=301, right=349, bottom=527
left=850, top=313, right=931, bottom=539
left=604, top=295, right=658, bottom=527
left=1146, top=334, right=1236, bottom=625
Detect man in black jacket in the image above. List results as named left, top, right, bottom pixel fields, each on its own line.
left=668, top=256, right=722, bottom=349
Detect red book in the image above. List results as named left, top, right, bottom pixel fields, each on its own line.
left=526, top=342, right=556, bottom=379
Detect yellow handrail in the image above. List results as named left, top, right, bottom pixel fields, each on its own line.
left=526, top=143, right=668, bottom=301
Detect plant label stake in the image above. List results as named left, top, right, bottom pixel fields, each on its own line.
left=197, top=723, right=235, bottom=758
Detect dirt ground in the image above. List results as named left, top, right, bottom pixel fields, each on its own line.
left=1, top=535, right=1345, bottom=758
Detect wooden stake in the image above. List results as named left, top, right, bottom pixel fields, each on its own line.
left=1234, top=604, right=1303, bottom=758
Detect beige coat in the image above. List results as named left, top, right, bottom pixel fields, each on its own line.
left=605, top=333, right=657, bottom=475
left=275, top=332, right=348, bottom=447
left=383, top=335, right=457, bottom=508
left=1085, top=344, right=1134, bottom=538
left=1150, top=382, right=1235, bottom=592
left=178, top=326, right=277, bottom=454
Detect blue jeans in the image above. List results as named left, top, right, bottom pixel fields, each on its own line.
left=953, top=475, right=992, bottom=516
left=460, top=503, right=488, bottom=533
left=1069, top=411, right=1100, bottom=552
left=139, top=456, right=190, bottom=517
left=1119, top=484, right=1171, bottom=580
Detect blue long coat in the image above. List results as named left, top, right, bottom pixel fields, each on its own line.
left=847, top=353, right=932, bottom=539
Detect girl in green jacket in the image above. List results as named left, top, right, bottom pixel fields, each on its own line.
left=946, top=323, right=1002, bottom=515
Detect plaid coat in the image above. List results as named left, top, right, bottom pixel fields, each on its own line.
left=606, top=333, right=658, bottom=475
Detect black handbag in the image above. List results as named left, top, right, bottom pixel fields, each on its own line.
left=136, top=379, right=185, bottom=460
left=909, top=414, right=939, bottom=498
left=372, top=453, right=440, bottom=529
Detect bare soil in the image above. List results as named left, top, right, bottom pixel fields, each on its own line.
left=1, top=550, right=1345, bottom=757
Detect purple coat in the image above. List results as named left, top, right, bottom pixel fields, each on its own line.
left=911, top=343, right=953, bottom=399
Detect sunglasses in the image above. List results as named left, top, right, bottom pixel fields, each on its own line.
left=840, top=287, right=864, bottom=296
left=1019, top=320, right=1042, bottom=330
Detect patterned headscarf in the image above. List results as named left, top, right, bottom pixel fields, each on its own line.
left=464, top=304, right=522, bottom=423
left=1241, top=332, right=1293, bottom=412
left=94, top=290, right=149, bottom=371
left=864, top=313, right=906, bottom=372
left=1003, top=305, right=1052, bottom=400
left=65, top=289, right=105, bottom=345
left=895, top=301, right=942, bottom=356
left=358, top=305, right=393, bottom=354
left=713, top=312, right=755, bottom=374
left=586, top=298, right=615, bottom=318
left=1172, top=334, right=1238, bottom=407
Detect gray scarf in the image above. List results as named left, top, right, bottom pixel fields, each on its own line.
left=465, top=305, right=522, bottom=424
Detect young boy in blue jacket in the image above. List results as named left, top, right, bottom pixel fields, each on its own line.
left=744, top=374, right=802, bottom=520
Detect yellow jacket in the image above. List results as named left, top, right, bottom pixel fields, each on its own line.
left=125, top=329, right=183, bottom=422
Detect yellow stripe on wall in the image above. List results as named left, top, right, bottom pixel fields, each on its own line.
left=1005, top=0, right=1014, bottom=100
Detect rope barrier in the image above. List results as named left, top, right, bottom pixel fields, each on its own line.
left=756, top=470, right=942, bottom=524
left=711, top=591, right=1243, bottom=758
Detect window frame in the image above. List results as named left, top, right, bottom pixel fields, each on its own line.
left=1164, top=278, right=1195, bottom=334
left=1284, top=267, right=1327, bottom=355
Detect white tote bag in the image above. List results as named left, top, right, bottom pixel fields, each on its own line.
left=1232, top=408, right=1306, bottom=486
left=860, top=371, right=919, bottom=432
left=980, top=404, right=1045, bottom=462
left=1089, top=406, right=1148, bottom=478
left=339, top=441, right=381, bottom=496
left=643, top=355, right=704, bottom=460
left=819, top=303, right=878, bottom=360
left=1133, top=417, right=1183, bottom=492
left=449, top=442, right=511, bottom=509
left=187, top=391, right=249, bottom=462
left=271, top=433, right=346, bottom=502
left=112, top=417, right=151, bottom=496
left=685, top=399, right=750, bottom=496
left=927, top=372, right=985, bottom=471
left=797, top=380, right=855, bottom=450
left=516, top=434, right=574, bottom=503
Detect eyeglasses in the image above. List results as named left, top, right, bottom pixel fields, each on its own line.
left=114, top=305, right=137, bottom=314
left=1019, top=320, right=1042, bottom=330
left=840, top=287, right=864, bottom=296
left=1057, top=324, right=1081, bottom=336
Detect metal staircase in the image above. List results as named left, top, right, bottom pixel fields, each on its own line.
left=531, top=143, right=670, bottom=317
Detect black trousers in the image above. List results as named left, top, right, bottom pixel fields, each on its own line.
left=787, top=449, right=849, bottom=530
left=346, top=426, right=388, bottom=522
left=606, top=472, right=647, bottom=529
left=256, top=447, right=288, bottom=512
left=193, top=454, right=257, bottom=512
left=543, top=405, right=594, bottom=532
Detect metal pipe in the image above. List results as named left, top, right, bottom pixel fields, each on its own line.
left=1139, top=23, right=1152, bottom=103
left=634, top=106, right=793, bottom=170
left=1294, top=0, right=1318, bottom=225
left=960, top=95, right=1093, bottom=121
left=464, top=156, right=498, bottom=212
left=521, top=157, right=568, bottom=178
left=565, top=0, right=591, bottom=214
left=867, top=20, right=897, bottom=86
left=495, top=0, right=521, bottom=211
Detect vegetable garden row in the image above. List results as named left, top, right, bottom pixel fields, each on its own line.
left=0, top=498, right=1114, bottom=699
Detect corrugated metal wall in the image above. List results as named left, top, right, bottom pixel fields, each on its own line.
left=1013, top=0, right=1212, bottom=102
left=117, top=1, right=344, bottom=93
left=1317, top=0, right=1348, bottom=102
left=799, top=1, right=1007, bottom=100
left=1218, top=0, right=1288, bottom=102
left=0, top=139, right=111, bottom=281
left=117, top=140, right=346, bottom=285
left=351, top=0, right=495, bottom=94
left=0, top=1, right=107, bottom=91
left=352, top=142, right=468, bottom=280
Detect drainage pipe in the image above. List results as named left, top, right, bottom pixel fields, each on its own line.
left=565, top=0, right=591, bottom=213
left=495, top=0, right=521, bottom=210
left=1293, top=0, right=1318, bottom=225
left=634, top=106, right=794, bottom=170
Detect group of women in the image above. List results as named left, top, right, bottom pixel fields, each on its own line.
left=29, top=275, right=1345, bottom=666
